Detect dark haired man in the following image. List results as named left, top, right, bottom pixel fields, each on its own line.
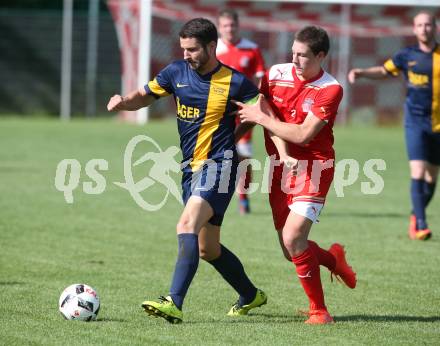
left=216, top=9, right=266, bottom=214
left=107, top=18, right=266, bottom=324
left=349, top=12, right=439, bottom=241
left=235, top=26, right=356, bottom=324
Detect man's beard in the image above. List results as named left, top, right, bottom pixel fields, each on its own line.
left=186, top=50, right=209, bottom=71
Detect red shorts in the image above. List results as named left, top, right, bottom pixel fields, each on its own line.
left=268, top=159, right=334, bottom=230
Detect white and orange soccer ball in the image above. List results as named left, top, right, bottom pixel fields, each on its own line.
left=59, top=284, right=100, bottom=321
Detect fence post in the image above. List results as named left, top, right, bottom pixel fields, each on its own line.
left=337, top=3, right=351, bottom=125
left=60, top=0, right=73, bottom=121
left=136, top=0, right=152, bottom=125
left=86, top=0, right=100, bottom=117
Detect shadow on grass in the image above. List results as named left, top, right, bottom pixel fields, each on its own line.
left=0, top=281, right=25, bottom=286
left=96, top=317, right=127, bottom=323
left=184, top=313, right=440, bottom=325
left=185, top=313, right=305, bottom=325
left=85, top=260, right=105, bottom=265
left=335, top=315, right=440, bottom=323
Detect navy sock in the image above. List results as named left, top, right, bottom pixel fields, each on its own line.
left=208, top=244, right=257, bottom=306
left=169, top=233, right=199, bottom=310
left=424, top=181, right=436, bottom=208
left=411, top=179, right=427, bottom=230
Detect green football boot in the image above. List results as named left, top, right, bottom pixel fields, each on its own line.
left=227, top=289, right=267, bottom=316
left=141, top=296, right=183, bottom=324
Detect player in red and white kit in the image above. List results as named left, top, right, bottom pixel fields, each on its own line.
left=235, top=26, right=356, bottom=324
left=216, top=9, right=265, bottom=214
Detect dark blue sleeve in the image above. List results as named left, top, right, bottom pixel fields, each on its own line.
left=384, top=48, right=407, bottom=76
left=144, top=63, right=176, bottom=98
left=392, top=48, right=408, bottom=72
left=237, top=76, right=259, bottom=104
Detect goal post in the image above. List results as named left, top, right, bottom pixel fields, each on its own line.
left=107, top=0, right=152, bottom=124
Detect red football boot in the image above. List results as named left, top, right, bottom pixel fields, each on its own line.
left=328, top=243, right=357, bottom=289
left=305, top=309, right=334, bottom=324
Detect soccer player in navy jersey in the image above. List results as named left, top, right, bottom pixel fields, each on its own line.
left=107, top=18, right=266, bottom=323
left=348, top=11, right=439, bottom=241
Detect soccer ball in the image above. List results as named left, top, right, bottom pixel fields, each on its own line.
left=59, top=284, right=100, bottom=321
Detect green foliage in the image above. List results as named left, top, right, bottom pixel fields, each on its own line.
left=1, top=118, right=439, bottom=345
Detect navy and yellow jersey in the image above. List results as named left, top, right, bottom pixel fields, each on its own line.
left=383, top=44, right=440, bottom=132
left=144, top=60, right=259, bottom=172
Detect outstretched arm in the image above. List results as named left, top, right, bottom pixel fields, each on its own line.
left=107, top=88, right=156, bottom=112
left=234, top=94, right=326, bottom=146
left=233, top=94, right=298, bottom=171
left=348, top=66, right=389, bottom=84
left=260, top=113, right=325, bottom=146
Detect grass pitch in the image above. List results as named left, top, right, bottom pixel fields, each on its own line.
left=1, top=117, right=439, bottom=345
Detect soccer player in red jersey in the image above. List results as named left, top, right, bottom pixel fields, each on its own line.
left=216, top=9, right=266, bottom=214
left=234, top=26, right=357, bottom=324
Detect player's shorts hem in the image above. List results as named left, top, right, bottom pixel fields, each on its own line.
left=288, top=200, right=324, bottom=223
left=181, top=160, right=238, bottom=227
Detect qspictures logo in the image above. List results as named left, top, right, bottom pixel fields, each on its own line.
left=54, top=135, right=183, bottom=212
left=54, top=135, right=387, bottom=211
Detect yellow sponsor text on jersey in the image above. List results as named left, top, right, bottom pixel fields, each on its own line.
left=408, top=70, right=429, bottom=86
left=176, top=97, right=200, bottom=119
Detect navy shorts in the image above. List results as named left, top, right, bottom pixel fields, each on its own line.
left=404, top=114, right=440, bottom=165
left=181, top=159, right=238, bottom=226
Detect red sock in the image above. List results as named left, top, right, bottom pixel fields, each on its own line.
left=292, top=248, right=326, bottom=311
left=308, top=240, right=336, bottom=271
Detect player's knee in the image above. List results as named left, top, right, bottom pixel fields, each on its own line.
left=410, top=162, right=426, bottom=179
left=198, top=248, right=211, bottom=261
left=282, top=234, right=294, bottom=250
left=176, top=218, right=195, bottom=233
left=424, top=170, right=437, bottom=183
left=282, top=234, right=302, bottom=254
left=199, top=246, right=220, bottom=261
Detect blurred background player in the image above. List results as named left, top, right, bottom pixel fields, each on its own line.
left=235, top=26, right=356, bottom=324
left=216, top=9, right=266, bottom=214
left=107, top=18, right=267, bottom=324
left=348, top=11, right=439, bottom=241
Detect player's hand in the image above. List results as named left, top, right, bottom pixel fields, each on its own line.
left=347, top=69, right=362, bottom=84
left=107, top=94, right=125, bottom=112
left=280, top=155, right=298, bottom=175
left=232, top=94, right=267, bottom=124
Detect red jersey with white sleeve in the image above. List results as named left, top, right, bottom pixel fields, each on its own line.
left=261, top=63, right=343, bottom=229
left=260, top=63, right=342, bottom=161
left=217, top=38, right=266, bottom=144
